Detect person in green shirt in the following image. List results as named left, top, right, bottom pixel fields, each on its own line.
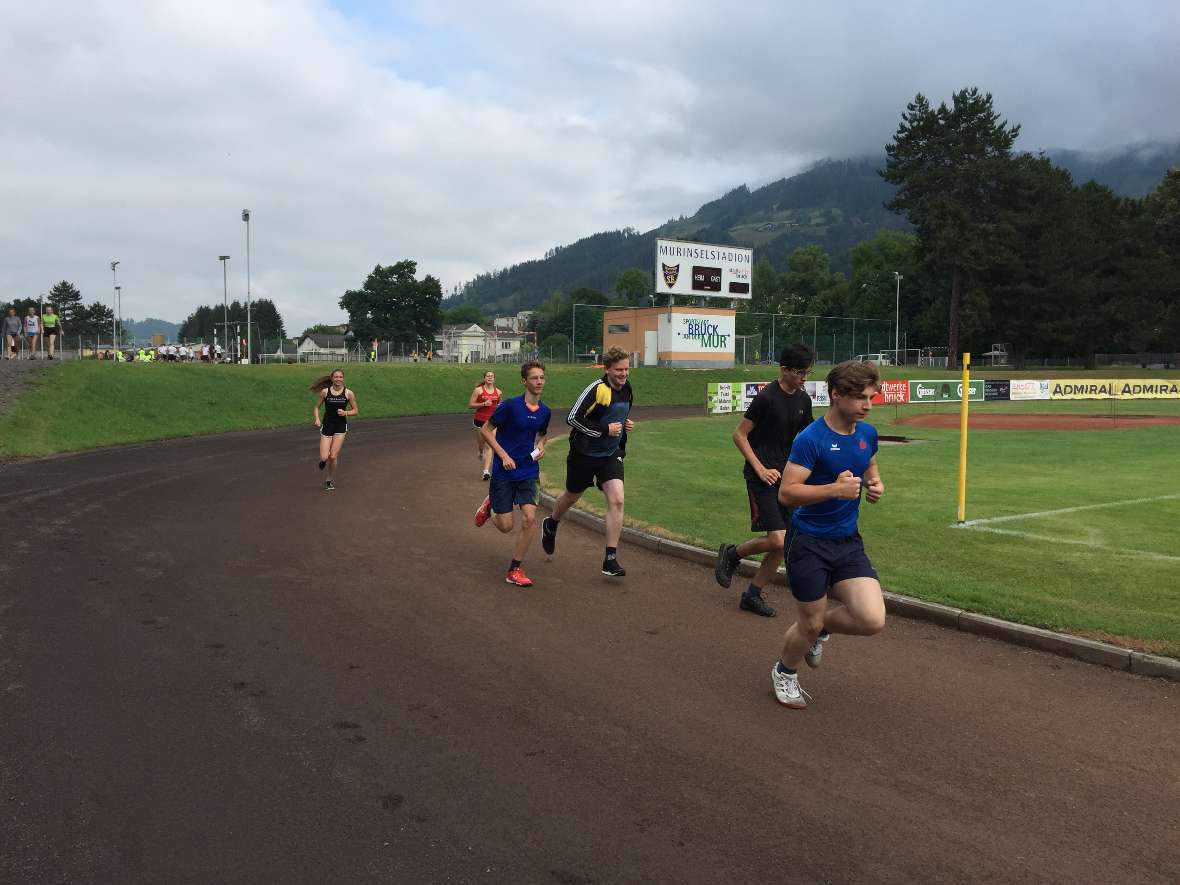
left=41, top=305, right=60, bottom=359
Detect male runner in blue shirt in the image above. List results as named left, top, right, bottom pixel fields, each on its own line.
left=474, top=361, right=551, bottom=587
left=771, top=360, right=887, bottom=709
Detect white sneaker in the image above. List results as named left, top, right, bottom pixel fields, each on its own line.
left=805, top=632, right=830, bottom=669
left=772, top=665, right=810, bottom=709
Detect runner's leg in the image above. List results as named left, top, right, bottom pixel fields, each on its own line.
left=824, top=577, right=886, bottom=636
left=601, top=478, right=624, bottom=549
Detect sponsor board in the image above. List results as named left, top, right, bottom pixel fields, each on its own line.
left=805, top=380, right=830, bottom=407
left=706, top=382, right=735, bottom=414
left=660, top=312, right=736, bottom=354
left=1049, top=378, right=1180, bottom=399
left=1009, top=379, right=1051, bottom=401
left=707, top=380, right=829, bottom=413
left=871, top=379, right=910, bottom=405
left=908, top=379, right=984, bottom=403
left=742, top=381, right=769, bottom=411
left=984, top=379, right=1011, bottom=401
left=656, top=238, right=754, bottom=300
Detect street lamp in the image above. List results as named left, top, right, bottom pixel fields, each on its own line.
left=893, top=272, right=903, bottom=366
left=110, top=260, right=119, bottom=356
left=115, top=286, right=122, bottom=348
left=218, top=255, right=231, bottom=362
left=242, top=209, right=251, bottom=363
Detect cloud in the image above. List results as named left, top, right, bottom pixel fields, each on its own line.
left=1, top=0, right=1176, bottom=330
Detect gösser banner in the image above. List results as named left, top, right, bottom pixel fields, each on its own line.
left=656, top=238, right=754, bottom=301
left=908, top=380, right=984, bottom=403
left=1049, top=379, right=1180, bottom=399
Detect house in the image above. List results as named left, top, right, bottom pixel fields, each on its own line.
left=492, top=311, right=536, bottom=334
left=298, top=334, right=351, bottom=361
left=266, top=338, right=301, bottom=363
left=436, top=324, right=530, bottom=363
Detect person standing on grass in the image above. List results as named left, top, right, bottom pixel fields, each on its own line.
left=714, top=343, right=816, bottom=618
left=41, top=305, right=61, bottom=359
left=770, top=360, right=886, bottom=710
left=540, top=345, right=634, bottom=578
left=24, top=307, right=39, bottom=358
left=311, top=369, right=358, bottom=491
left=474, top=361, right=550, bottom=587
left=468, top=370, right=503, bottom=481
left=3, top=308, right=21, bottom=359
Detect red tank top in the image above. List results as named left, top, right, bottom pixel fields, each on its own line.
left=474, top=386, right=502, bottom=422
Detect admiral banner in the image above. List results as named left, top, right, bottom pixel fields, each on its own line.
left=1009, top=379, right=1051, bottom=401
left=908, top=379, right=984, bottom=403
left=657, top=238, right=754, bottom=300
left=1049, top=378, right=1180, bottom=399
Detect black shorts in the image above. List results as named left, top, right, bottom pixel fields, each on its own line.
left=565, top=451, right=624, bottom=494
left=473, top=418, right=487, bottom=428
left=786, top=532, right=878, bottom=603
left=320, top=423, right=347, bottom=437
left=746, top=475, right=792, bottom=534
left=44, top=328, right=58, bottom=338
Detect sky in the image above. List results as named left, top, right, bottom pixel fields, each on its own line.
left=2, top=0, right=1178, bottom=332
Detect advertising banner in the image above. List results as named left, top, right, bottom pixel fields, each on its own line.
left=1049, top=378, right=1180, bottom=399
left=656, top=239, right=754, bottom=300
left=984, top=379, right=1011, bottom=401
left=871, top=379, right=910, bottom=405
left=742, top=381, right=769, bottom=411
left=659, top=312, right=736, bottom=355
left=1009, top=379, right=1051, bottom=401
left=908, top=379, right=984, bottom=403
left=706, top=382, right=735, bottom=414
left=805, top=380, right=830, bottom=407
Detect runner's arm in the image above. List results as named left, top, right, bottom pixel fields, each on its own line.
left=864, top=456, right=884, bottom=503
left=732, top=418, right=776, bottom=483
left=313, top=390, right=325, bottom=425
left=778, top=461, right=860, bottom=505
left=343, top=389, right=358, bottom=417
left=468, top=387, right=482, bottom=409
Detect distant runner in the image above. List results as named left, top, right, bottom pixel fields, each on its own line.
left=311, top=369, right=358, bottom=491
left=468, top=370, right=503, bottom=481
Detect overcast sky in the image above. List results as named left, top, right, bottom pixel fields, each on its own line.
left=2, top=0, right=1177, bottom=331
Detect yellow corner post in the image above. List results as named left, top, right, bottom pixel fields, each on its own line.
left=957, top=352, right=971, bottom=524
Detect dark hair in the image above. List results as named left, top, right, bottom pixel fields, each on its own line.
left=602, top=346, right=630, bottom=367
left=308, top=369, right=344, bottom=392
left=826, top=360, right=880, bottom=398
left=779, top=342, right=816, bottom=370
left=520, top=359, right=546, bottom=379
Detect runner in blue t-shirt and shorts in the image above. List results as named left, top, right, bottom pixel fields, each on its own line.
left=474, top=361, right=551, bottom=587
left=771, top=360, right=887, bottom=709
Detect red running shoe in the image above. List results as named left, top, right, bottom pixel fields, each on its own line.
left=505, top=568, right=533, bottom=587
left=474, top=496, right=492, bottom=527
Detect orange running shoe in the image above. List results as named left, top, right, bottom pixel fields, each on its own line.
left=505, top=568, right=533, bottom=587
left=474, top=496, right=492, bottom=527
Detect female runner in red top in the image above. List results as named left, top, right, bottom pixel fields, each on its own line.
left=468, top=370, right=503, bottom=480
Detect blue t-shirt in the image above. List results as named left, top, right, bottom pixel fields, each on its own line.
left=788, top=418, right=878, bottom=538
left=488, top=395, right=551, bottom=482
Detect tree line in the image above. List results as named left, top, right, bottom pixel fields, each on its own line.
left=178, top=299, right=286, bottom=344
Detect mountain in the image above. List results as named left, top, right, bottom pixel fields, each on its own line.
left=123, top=317, right=181, bottom=341
left=451, top=143, right=1180, bottom=314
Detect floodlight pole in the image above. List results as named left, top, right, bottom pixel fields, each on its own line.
left=893, top=272, right=903, bottom=366
left=219, top=255, right=231, bottom=361
left=242, top=209, right=251, bottom=363
left=110, top=260, right=119, bottom=357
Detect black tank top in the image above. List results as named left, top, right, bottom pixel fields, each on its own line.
left=324, top=387, right=349, bottom=427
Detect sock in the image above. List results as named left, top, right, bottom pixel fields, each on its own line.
left=744, top=584, right=762, bottom=599
left=510, top=559, right=521, bottom=571
left=728, top=546, right=742, bottom=565
left=605, top=546, right=617, bottom=560
left=776, top=660, right=797, bottom=676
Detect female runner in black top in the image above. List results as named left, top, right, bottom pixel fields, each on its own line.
left=311, top=369, right=358, bottom=490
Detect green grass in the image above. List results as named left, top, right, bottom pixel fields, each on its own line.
left=541, top=414, right=1180, bottom=657
left=2, top=360, right=1178, bottom=459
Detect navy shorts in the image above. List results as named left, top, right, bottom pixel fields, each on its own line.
left=489, top=477, right=538, bottom=514
left=786, top=532, right=878, bottom=603
left=746, top=476, right=792, bottom=534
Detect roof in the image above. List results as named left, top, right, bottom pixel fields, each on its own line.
left=301, top=334, right=350, bottom=348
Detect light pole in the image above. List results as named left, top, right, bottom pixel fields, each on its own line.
left=115, top=286, right=122, bottom=347
left=110, top=260, right=119, bottom=355
left=219, top=255, right=231, bottom=362
left=242, top=209, right=251, bottom=363
left=893, top=272, right=903, bottom=366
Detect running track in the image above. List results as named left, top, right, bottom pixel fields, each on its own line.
left=1, top=411, right=1177, bottom=884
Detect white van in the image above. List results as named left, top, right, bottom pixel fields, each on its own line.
left=854, top=352, right=893, bottom=366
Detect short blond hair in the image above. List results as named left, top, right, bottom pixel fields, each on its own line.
left=827, top=360, right=880, bottom=397
left=602, top=346, right=630, bottom=367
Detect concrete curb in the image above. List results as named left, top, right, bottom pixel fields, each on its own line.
left=537, top=494, right=1180, bottom=683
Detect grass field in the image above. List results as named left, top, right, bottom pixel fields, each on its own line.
left=540, top=412, right=1180, bottom=657
left=2, top=360, right=1178, bottom=458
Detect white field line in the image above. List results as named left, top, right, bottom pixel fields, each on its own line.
left=959, top=525, right=1180, bottom=563
left=956, top=494, right=1180, bottom=528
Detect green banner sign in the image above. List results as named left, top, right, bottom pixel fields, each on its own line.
left=908, top=379, right=984, bottom=402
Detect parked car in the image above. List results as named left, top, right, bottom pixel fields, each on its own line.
left=854, top=352, right=893, bottom=366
